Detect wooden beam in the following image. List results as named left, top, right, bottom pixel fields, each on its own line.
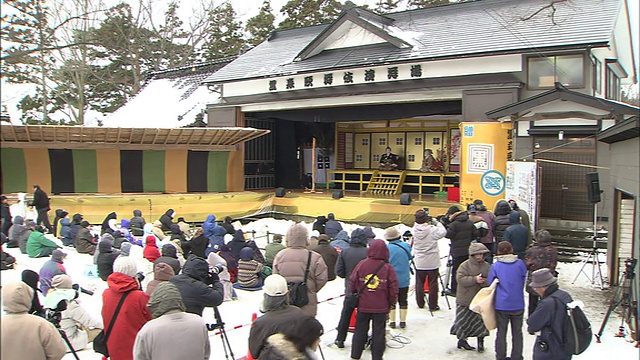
left=1, top=142, right=234, bottom=151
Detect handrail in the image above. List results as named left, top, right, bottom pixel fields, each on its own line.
left=327, top=169, right=457, bottom=193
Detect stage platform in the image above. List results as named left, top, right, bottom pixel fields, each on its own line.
left=31, top=189, right=460, bottom=226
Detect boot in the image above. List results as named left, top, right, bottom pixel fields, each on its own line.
left=399, top=308, right=408, bottom=328
left=477, top=337, right=485, bottom=353
left=457, top=339, right=476, bottom=351
left=388, top=309, right=396, bottom=328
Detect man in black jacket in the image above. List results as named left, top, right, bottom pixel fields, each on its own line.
left=32, top=185, right=51, bottom=233
left=1, top=195, right=12, bottom=236
left=170, top=255, right=223, bottom=316
left=445, top=209, right=478, bottom=295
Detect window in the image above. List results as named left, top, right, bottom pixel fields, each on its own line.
left=356, top=155, right=363, bottom=162
left=594, top=58, right=602, bottom=94
left=379, top=138, right=386, bottom=145
left=396, top=137, right=403, bottom=145
left=528, top=54, right=584, bottom=89
left=414, top=137, right=422, bottom=145
left=606, top=67, right=620, bottom=101
left=362, top=138, right=368, bottom=146
left=408, top=154, right=415, bottom=162
left=373, top=154, right=380, bottom=162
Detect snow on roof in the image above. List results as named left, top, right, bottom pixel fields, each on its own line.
left=102, top=77, right=218, bottom=128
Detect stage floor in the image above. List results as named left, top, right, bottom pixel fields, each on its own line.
left=33, top=189, right=460, bottom=226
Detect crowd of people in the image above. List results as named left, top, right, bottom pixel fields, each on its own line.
left=1, top=189, right=572, bottom=360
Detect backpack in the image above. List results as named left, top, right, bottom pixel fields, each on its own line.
left=553, top=298, right=592, bottom=355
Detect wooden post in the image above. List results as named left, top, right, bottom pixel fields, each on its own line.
left=311, top=137, right=317, bottom=192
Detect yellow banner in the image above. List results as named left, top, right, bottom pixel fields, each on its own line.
left=459, top=122, right=513, bottom=209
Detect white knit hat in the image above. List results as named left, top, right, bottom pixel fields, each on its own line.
left=113, top=257, right=138, bottom=277
left=263, top=274, right=288, bottom=297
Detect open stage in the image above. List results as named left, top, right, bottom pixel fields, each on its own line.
left=47, top=189, right=459, bottom=226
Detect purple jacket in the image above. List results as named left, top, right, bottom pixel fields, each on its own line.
left=349, top=240, right=398, bottom=314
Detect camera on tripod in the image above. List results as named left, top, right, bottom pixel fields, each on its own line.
left=624, top=258, right=637, bottom=279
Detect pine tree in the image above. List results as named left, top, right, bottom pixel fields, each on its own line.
left=245, top=0, right=275, bottom=47
left=406, top=0, right=451, bottom=8
left=151, top=1, right=193, bottom=69
left=376, top=0, right=401, bottom=13
left=278, top=0, right=342, bottom=30
left=200, top=2, right=245, bottom=61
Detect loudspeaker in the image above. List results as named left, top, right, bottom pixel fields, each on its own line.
left=275, top=187, right=286, bottom=197
left=332, top=190, right=344, bottom=199
left=586, top=173, right=601, bottom=203
left=400, top=193, right=412, bottom=205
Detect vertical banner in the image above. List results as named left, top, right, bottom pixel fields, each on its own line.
left=505, top=161, right=538, bottom=233
left=459, top=122, right=513, bottom=207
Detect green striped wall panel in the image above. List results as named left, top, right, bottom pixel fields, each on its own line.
left=1, top=148, right=27, bottom=193
left=207, top=151, right=229, bottom=192
left=142, top=150, right=165, bottom=192
left=72, top=149, right=98, bottom=193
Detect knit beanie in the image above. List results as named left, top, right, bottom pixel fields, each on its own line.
left=51, top=274, right=73, bottom=289
left=148, top=282, right=186, bottom=318
left=414, top=210, right=428, bottom=224
left=113, top=257, right=138, bottom=277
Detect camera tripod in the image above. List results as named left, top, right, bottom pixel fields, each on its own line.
left=595, top=258, right=638, bottom=346
left=206, top=306, right=235, bottom=360
left=572, top=204, right=605, bottom=290
left=46, top=309, right=80, bottom=360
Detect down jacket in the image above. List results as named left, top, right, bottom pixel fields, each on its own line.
left=146, top=262, right=175, bottom=296
left=26, top=229, right=59, bottom=258
left=75, top=226, right=97, bottom=255
left=170, top=255, right=224, bottom=316
left=412, top=221, right=446, bottom=270
left=335, top=228, right=368, bottom=293
left=97, top=239, right=120, bottom=281
left=8, top=215, right=28, bottom=248
left=130, top=210, right=146, bottom=237
left=348, top=239, right=398, bottom=313
left=446, top=211, right=478, bottom=258
left=273, top=224, right=328, bottom=317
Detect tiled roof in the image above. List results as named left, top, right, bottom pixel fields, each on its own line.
left=205, top=0, right=621, bottom=84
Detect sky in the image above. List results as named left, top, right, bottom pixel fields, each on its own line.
left=1, top=0, right=638, bottom=123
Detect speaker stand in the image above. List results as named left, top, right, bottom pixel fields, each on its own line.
left=571, top=203, right=605, bottom=290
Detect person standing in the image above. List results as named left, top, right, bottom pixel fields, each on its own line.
left=333, top=227, right=369, bottom=348
left=524, top=230, right=558, bottom=315
left=503, top=211, right=530, bottom=260
left=32, top=185, right=52, bottom=233
left=1, top=195, right=12, bottom=236
left=273, top=223, right=328, bottom=317
left=487, top=241, right=527, bottom=360
left=1, top=281, right=67, bottom=360
left=445, top=208, right=478, bottom=295
left=493, top=200, right=512, bottom=243
left=248, top=274, right=305, bottom=359
left=474, top=199, right=496, bottom=258
left=385, top=226, right=412, bottom=328
left=102, top=257, right=153, bottom=360
left=450, top=242, right=491, bottom=352
left=508, top=200, right=532, bottom=240
left=412, top=209, right=447, bottom=311
left=133, top=282, right=210, bottom=360
left=527, top=268, right=573, bottom=360
left=349, top=239, right=398, bottom=360
left=312, top=234, right=339, bottom=281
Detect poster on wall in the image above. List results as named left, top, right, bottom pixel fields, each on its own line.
left=468, top=143, right=494, bottom=174
left=449, top=128, right=461, bottom=172
left=505, top=161, right=538, bottom=233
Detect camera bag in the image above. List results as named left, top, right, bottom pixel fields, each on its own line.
left=288, top=251, right=312, bottom=307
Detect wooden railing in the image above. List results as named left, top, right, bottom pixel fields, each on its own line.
left=327, top=169, right=457, bottom=194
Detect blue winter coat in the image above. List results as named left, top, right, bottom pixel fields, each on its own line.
left=387, top=239, right=412, bottom=288
left=503, top=212, right=530, bottom=259
left=487, top=254, right=527, bottom=311
left=59, top=218, right=73, bottom=246
left=205, top=226, right=227, bottom=257
left=330, top=231, right=350, bottom=251
left=527, top=285, right=573, bottom=360
left=203, top=215, right=217, bottom=239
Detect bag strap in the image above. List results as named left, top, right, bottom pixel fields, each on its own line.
left=549, top=296, right=567, bottom=345
left=104, top=291, right=131, bottom=341
left=391, top=242, right=412, bottom=261
left=302, top=251, right=312, bottom=283
left=356, top=261, right=386, bottom=295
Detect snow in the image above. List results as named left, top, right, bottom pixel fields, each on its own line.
left=1, top=218, right=638, bottom=360
left=100, top=78, right=218, bottom=129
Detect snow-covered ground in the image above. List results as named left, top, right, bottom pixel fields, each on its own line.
left=1, top=218, right=638, bottom=360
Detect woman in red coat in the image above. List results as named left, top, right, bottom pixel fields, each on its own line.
left=102, top=257, right=152, bottom=360
left=143, top=235, right=161, bottom=263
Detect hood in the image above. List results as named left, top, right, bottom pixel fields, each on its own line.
left=148, top=282, right=185, bottom=318
left=170, top=223, right=182, bottom=234
left=213, top=226, right=226, bottom=236
left=450, top=211, right=469, bottom=222
left=334, top=230, right=350, bottom=242
left=265, top=333, right=303, bottom=359
left=107, top=272, right=140, bottom=293
left=164, top=209, right=175, bottom=218
left=60, top=218, right=71, bottom=226
left=205, top=214, right=216, bottom=223
left=99, top=238, right=114, bottom=252
left=55, top=209, right=68, bottom=218
left=231, top=229, right=245, bottom=242
left=2, top=281, right=34, bottom=314
left=240, top=247, right=253, bottom=261
left=143, top=223, right=154, bottom=234
left=182, top=255, right=210, bottom=282
left=285, top=224, right=308, bottom=248
left=121, top=218, right=131, bottom=228
left=133, top=209, right=142, bottom=217
left=224, top=216, right=232, bottom=224
left=495, top=254, right=519, bottom=263
left=72, top=213, right=83, bottom=224
left=494, top=200, right=511, bottom=216
left=368, top=239, right=389, bottom=261
left=21, top=269, right=40, bottom=290
left=349, top=228, right=367, bottom=246
left=120, top=242, right=132, bottom=256
left=509, top=211, right=521, bottom=224
left=104, top=212, right=117, bottom=221
left=145, top=236, right=158, bottom=247
left=315, top=216, right=327, bottom=224
left=327, top=213, right=335, bottom=220
left=161, top=244, right=177, bottom=258
left=469, top=242, right=490, bottom=256
left=13, top=215, right=24, bottom=225
left=153, top=220, right=163, bottom=228
left=153, top=262, right=176, bottom=281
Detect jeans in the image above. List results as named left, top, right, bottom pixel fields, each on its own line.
left=415, top=269, right=439, bottom=309
left=351, top=311, right=386, bottom=360
left=495, top=309, right=524, bottom=360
